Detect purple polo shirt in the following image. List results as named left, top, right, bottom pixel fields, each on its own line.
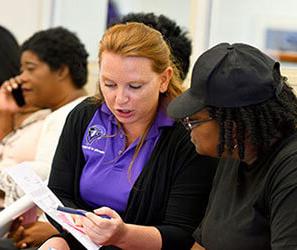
left=80, top=103, right=173, bottom=212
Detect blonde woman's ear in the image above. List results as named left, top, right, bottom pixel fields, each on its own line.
left=159, top=67, right=173, bottom=93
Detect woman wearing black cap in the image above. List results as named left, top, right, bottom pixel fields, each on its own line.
left=168, top=43, right=297, bottom=250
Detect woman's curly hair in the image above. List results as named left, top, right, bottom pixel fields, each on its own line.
left=208, top=77, right=297, bottom=160
left=21, top=27, right=88, bottom=88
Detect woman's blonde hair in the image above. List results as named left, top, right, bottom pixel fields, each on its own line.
left=97, top=22, right=184, bottom=180
left=99, top=22, right=184, bottom=102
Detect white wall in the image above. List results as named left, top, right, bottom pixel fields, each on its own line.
left=114, top=0, right=191, bottom=29
left=0, top=0, right=108, bottom=61
left=0, top=0, right=48, bottom=44
left=209, top=0, right=297, bottom=50
left=3, top=0, right=297, bottom=60
left=51, top=0, right=108, bottom=61
left=0, top=0, right=108, bottom=94
left=2, top=0, right=297, bottom=90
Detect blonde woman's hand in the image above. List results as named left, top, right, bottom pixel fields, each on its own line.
left=81, top=206, right=127, bottom=246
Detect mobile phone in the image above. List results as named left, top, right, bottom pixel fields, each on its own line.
left=11, top=84, right=25, bottom=107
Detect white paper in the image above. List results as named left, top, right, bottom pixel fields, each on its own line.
left=6, top=163, right=101, bottom=250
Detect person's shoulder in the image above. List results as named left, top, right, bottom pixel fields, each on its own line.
left=267, top=133, right=297, bottom=186
left=272, top=133, right=297, bottom=167
left=264, top=134, right=297, bottom=214
left=166, top=122, right=200, bottom=146
left=59, top=96, right=101, bottom=128
left=160, top=121, right=194, bottom=149
left=163, top=121, right=187, bottom=137
left=68, top=96, right=101, bottom=116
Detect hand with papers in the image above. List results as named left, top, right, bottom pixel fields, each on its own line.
left=6, top=163, right=101, bottom=250
left=79, top=207, right=125, bottom=246
left=38, top=207, right=125, bottom=250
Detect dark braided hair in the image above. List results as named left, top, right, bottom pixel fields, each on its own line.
left=208, top=77, right=297, bottom=160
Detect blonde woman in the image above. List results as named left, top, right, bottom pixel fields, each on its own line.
left=40, top=23, right=217, bottom=250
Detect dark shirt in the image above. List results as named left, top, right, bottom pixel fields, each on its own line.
left=48, top=98, right=218, bottom=250
left=193, top=133, right=297, bottom=250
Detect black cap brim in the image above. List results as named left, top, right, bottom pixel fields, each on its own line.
left=167, top=89, right=206, bottom=119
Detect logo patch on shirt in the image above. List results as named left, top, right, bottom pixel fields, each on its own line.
left=86, top=125, right=106, bottom=144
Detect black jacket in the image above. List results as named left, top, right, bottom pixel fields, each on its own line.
left=48, top=98, right=218, bottom=250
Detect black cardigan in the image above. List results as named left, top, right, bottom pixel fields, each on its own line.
left=48, top=98, right=218, bottom=250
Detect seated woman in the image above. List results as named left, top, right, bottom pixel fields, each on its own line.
left=39, top=22, right=218, bottom=250
left=0, top=27, right=88, bottom=249
left=0, top=26, right=88, bottom=207
left=0, top=26, right=50, bottom=208
left=168, top=43, right=297, bottom=250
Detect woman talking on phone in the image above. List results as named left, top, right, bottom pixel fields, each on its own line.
left=0, top=27, right=88, bottom=250
left=0, top=25, right=50, bottom=175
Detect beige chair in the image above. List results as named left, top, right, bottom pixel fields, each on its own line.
left=281, top=67, right=297, bottom=94
left=85, top=61, right=99, bottom=95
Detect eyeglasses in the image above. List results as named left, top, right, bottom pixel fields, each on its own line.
left=181, top=117, right=213, bottom=131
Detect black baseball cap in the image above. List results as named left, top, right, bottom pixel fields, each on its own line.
left=167, top=42, right=283, bottom=119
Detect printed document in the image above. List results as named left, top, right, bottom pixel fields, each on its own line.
left=6, top=162, right=100, bottom=250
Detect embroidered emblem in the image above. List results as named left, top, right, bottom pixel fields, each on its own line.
left=86, top=125, right=106, bottom=144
